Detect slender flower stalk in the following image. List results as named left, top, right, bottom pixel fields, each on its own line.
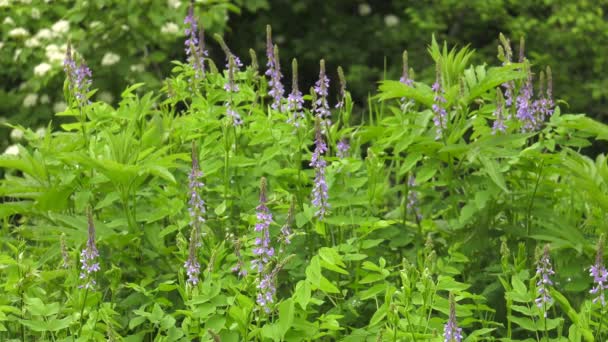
left=335, top=66, right=347, bottom=109
left=400, top=50, right=414, bottom=110
left=225, top=56, right=243, bottom=126
left=188, top=142, right=206, bottom=230
left=407, top=176, right=422, bottom=221
left=267, top=45, right=284, bottom=111
left=64, top=43, right=92, bottom=107
left=252, top=178, right=274, bottom=273
left=590, top=235, right=607, bottom=307
left=498, top=33, right=515, bottom=109
left=184, top=226, right=201, bottom=285
left=287, top=58, right=305, bottom=126
left=492, top=88, right=507, bottom=134
left=535, top=244, right=555, bottom=316
left=431, top=62, right=448, bottom=140
left=80, top=210, right=100, bottom=290
left=311, top=119, right=329, bottom=219
left=279, top=197, right=295, bottom=248
left=214, top=33, right=243, bottom=69
left=184, top=3, right=207, bottom=79
left=444, top=293, right=463, bottom=342
left=515, top=67, right=535, bottom=132
left=314, top=59, right=331, bottom=124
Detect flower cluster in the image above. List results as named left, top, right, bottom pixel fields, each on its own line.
left=314, top=59, right=331, bottom=124
left=183, top=4, right=207, bottom=80
left=231, top=238, right=247, bottom=277
left=80, top=210, right=100, bottom=290
left=531, top=67, right=554, bottom=126
left=252, top=178, right=275, bottom=273
left=337, top=139, right=349, bottom=159
left=224, top=56, right=243, bottom=126
left=431, top=63, right=447, bottom=140
left=515, top=69, right=536, bottom=132
left=590, top=236, right=607, bottom=307
left=286, top=58, right=305, bottom=127
left=265, top=26, right=284, bottom=111
left=311, top=120, right=329, bottom=219
left=444, top=293, right=463, bottom=342
left=188, top=143, right=206, bottom=228
left=535, top=245, right=555, bottom=315
left=184, top=227, right=201, bottom=286
left=64, top=43, right=92, bottom=107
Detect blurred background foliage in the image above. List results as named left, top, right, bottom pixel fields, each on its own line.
left=2, top=0, right=607, bottom=147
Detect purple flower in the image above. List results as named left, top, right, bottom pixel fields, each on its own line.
left=184, top=226, right=201, bottom=286
left=516, top=70, right=536, bottom=132
left=265, top=26, right=284, bottom=111
left=431, top=64, right=448, bottom=140
left=535, top=245, right=555, bottom=315
left=224, top=56, right=239, bottom=93
left=64, top=44, right=93, bottom=107
left=252, top=178, right=275, bottom=273
left=226, top=104, right=243, bottom=126
left=314, top=59, right=331, bottom=124
left=337, top=139, right=349, bottom=159
left=400, top=50, right=414, bottom=87
left=311, top=120, right=329, bottom=219
left=407, top=176, right=422, bottom=222
left=256, top=273, right=276, bottom=313
left=184, top=4, right=207, bottom=79
left=531, top=68, right=555, bottom=129
left=80, top=211, right=100, bottom=290
left=189, top=143, right=206, bottom=228
left=590, top=236, right=607, bottom=306
left=287, top=58, right=305, bottom=127
left=444, top=294, right=463, bottom=342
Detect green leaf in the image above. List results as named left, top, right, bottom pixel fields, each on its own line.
left=277, top=299, right=295, bottom=339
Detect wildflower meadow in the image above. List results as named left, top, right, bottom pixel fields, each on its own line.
left=2, top=2, right=608, bottom=341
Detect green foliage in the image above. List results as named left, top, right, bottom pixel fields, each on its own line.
left=1, top=25, right=608, bottom=341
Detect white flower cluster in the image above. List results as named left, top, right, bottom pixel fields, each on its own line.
left=101, top=52, right=121, bottom=66
left=161, top=22, right=179, bottom=35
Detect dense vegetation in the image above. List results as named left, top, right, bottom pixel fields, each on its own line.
left=2, top=1, right=608, bottom=341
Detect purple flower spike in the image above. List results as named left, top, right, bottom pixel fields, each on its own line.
left=252, top=178, right=275, bottom=273
left=287, top=58, right=305, bottom=126
left=432, top=63, right=448, bottom=140
left=516, top=69, right=536, bottom=132
left=231, top=239, right=248, bottom=277
left=310, top=120, right=329, bottom=219
left=444, top=293, right=463, bottom=342
left=535, top=245, right=555, bottom=316
left=267, top=45, right=284, bottom=111
left=335, top=66, right=347, bottom=109
left=256, top=273, right=276, bottom=313
left=590, top=236, right=607, bottom=307
left=188, top=142, right=206, bottom=228
left=314, top=59, right=331, bottom=125
left=184, top=4, right=206, bottom=79
left=498, top=34, right=515, bottom=109
left=64, top=43, right=93, bottom=107
left=184, top=225, right=201, bottom=286
left=337, top=139, right=349, bottom=159
left=79, top=210, right=100, bottom=290
left=400, top=50, right=414, bottom=87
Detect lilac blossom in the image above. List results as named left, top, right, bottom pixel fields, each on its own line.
left=337, top=139, right=349, bottom=159
left=265, top=26, right=284, bottom=111
left=252, top=178, right=274, bottom=273
left=256, top=273, right=276, bottom=313
left=184, top=226, right=201, bottom=286
left=532, top=68, right=555, bottom=129
left=535, top=245, right=555, bottom=316
left=188, top=143, right=206, bottom=229
left=80, top=211, right=100, bottom=290
left=444, top=293, right=463, bottom=342
left=492, top=88, right=507, bottom=134
left=515, top=69, right=536, bottom=132
left=184, top=4, right=207, bottom=79
left=311, top=120, right=329, bottom=219
left=590, top=236, right=607, bottom=306
left=287, top=58, right=305, bottom=126
left=314, top=59, right=331, bottom=124
left=64, top=44, right=92, bottom=107
left=407, top=176, right=422, bottom=222
left=431, top=63, right=448, bottom=140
